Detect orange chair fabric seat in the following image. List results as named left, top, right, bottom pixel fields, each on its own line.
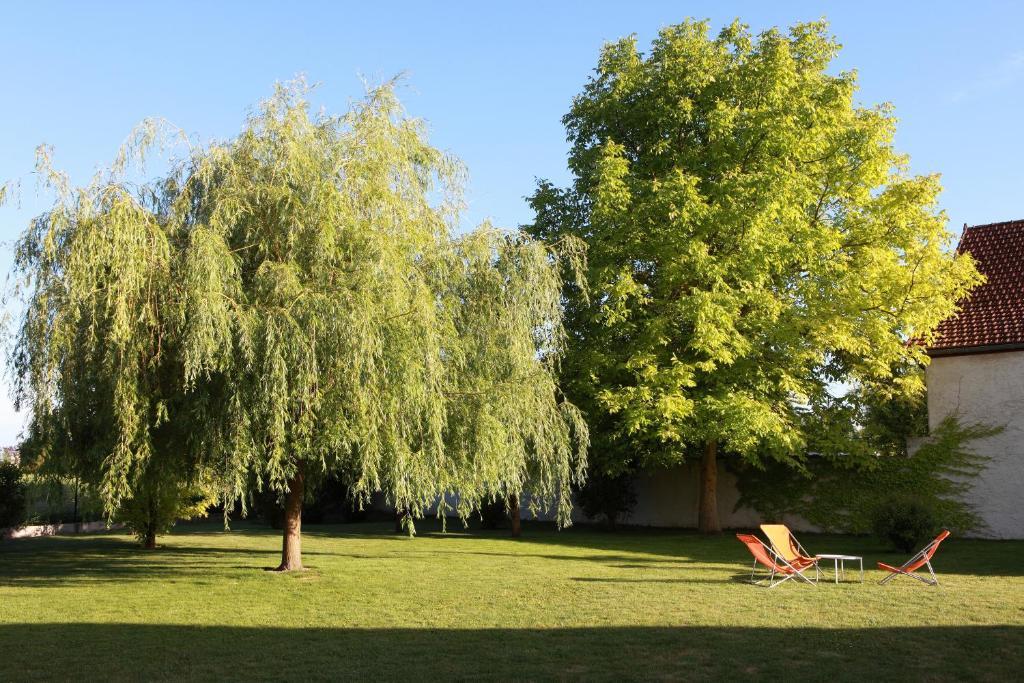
left=877, top=530, right=950, bottom=586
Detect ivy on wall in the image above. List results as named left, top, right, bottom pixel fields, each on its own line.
left=733, top=417, right=999, bottom=534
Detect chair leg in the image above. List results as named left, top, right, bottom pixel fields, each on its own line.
left=927, top=561, right=939, bottom=586
left=764, top=565, right=815, bottom=588
left=904, top=570, right=937, bottom=586
left=794, top=568, right=816, bottom=585
left=750, top=564, right=770, bottom=586
left=880, top=567, right=938, bottom=586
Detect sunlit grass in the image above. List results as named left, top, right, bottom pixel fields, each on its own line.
left=1, top=520, right=1022, bottom=680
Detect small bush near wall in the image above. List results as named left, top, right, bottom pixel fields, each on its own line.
left=872, top=497, right=940, bottom=551
left=478, top=499, right=509, bottom=529
left=735, top=417, right=998, bottom=535
left=574, top=472, right=637, bottom=530
left=0, top=462, right=28, bottom=530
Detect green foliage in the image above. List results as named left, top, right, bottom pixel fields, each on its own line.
left=0, top=462, right=27, bottom=530
left=10, top=78, right=587, bottom=541
left=525, top=19, right=981, bottom=476
left=574, top=471, right=637, bottom=529
left=117, top=465, right=218, bottom=547
left=735, top=417, right=997, bottom=534
left=872, top=497, right=940, bottom=552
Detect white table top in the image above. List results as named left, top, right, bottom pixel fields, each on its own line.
left=815, top=554, right=861, bottom=560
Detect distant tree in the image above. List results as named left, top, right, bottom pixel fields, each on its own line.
left=118, top=465, right=219, bottom=549
left=16, top=332, right=214, bottom=547
left=526, top=19, right=981, bottom=533
left=0, top=462, right=27, bottom=530
left=10, top=80, right=587, bottom=569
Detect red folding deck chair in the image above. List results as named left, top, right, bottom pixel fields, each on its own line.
left=736, top=533, right=817, bottom=588
left=877, top=529, right=951, bottom=586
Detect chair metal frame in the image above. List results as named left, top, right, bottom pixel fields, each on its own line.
left=878, top=530, right=950, bottom=586
left=737, top=534, right=818, bottom=588
left=760, top=523, right=820, bottom=581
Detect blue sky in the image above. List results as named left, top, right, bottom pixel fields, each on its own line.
left=1, top=1, right=1023, bottom=444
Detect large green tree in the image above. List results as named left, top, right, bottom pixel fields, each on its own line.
left=10, top=81, right=587, bottom=569
left=526, top=20, right=980, bottom=532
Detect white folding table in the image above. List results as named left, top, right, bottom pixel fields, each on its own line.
left=815, top=554, right=864, bottom=583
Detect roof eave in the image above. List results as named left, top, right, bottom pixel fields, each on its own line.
left=928, top=342, right=1024, bottom=358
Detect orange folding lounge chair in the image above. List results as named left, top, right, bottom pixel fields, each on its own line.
left=760, top=523, right=820, bottom=580
left=736, top=533, right=817, bottom=588
left=877, top=530, right=951, bottom=586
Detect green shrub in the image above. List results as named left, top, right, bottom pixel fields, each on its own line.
left=304, top=474, right=367, bottom=524
left=478, top=498, right=509, bottom=529
left=250, top=488, right=285, bottom=529
left=872, top=497, right=940, bottom=552
left=735, top=417, right=997, bottom=535
left=575, top=471, right=637, bottom=529
left=0, top=462, right=28, bottom=530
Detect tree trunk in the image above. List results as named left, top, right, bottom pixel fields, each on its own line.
left=276, top=463, right=305, bottom=571
left=142, top=491, right=158, bottom=549
left=510, top=494, right=521, bottom=537
left=73, top=478, right=80, bottom=533
left=698, top=439, right=721, bottom=534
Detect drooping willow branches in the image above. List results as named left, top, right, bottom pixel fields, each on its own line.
left=10, top=80, right=587, bottom=563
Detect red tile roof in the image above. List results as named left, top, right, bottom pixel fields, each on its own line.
left=930, top=219, right=1024, bottom=354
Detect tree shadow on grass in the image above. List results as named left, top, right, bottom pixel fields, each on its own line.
left=0, top=623, right=1020, bottom=681
left=572, top=576, right=742, bottom=585
left=0, top=534, right=274, bottom=587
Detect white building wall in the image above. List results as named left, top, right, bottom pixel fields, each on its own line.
left=926, top=350, right=1024, bottom=539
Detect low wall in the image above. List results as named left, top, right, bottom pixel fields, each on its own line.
left=370, top=463, right=815, bottom=532
left=2, top=521, right=124, bottom=540
left=625, top=463, right=817, bottom=531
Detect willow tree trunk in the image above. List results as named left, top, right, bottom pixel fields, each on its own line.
left=698, top=440, right=720, bottom=534
left=143, top=494, right=158, bottom=549
left=510, top=495, right=522, bottom=537
left=73, top=478, right=80, bottom=532
left=142, top=526, right=157, bottom=550
left=277, top=463, right=305, bottom=571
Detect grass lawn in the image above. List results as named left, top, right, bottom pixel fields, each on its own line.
left=1, top=520, right=1022, bottom=681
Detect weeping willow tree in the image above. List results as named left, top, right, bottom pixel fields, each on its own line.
left=10, top=80, right=587, bottom=570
